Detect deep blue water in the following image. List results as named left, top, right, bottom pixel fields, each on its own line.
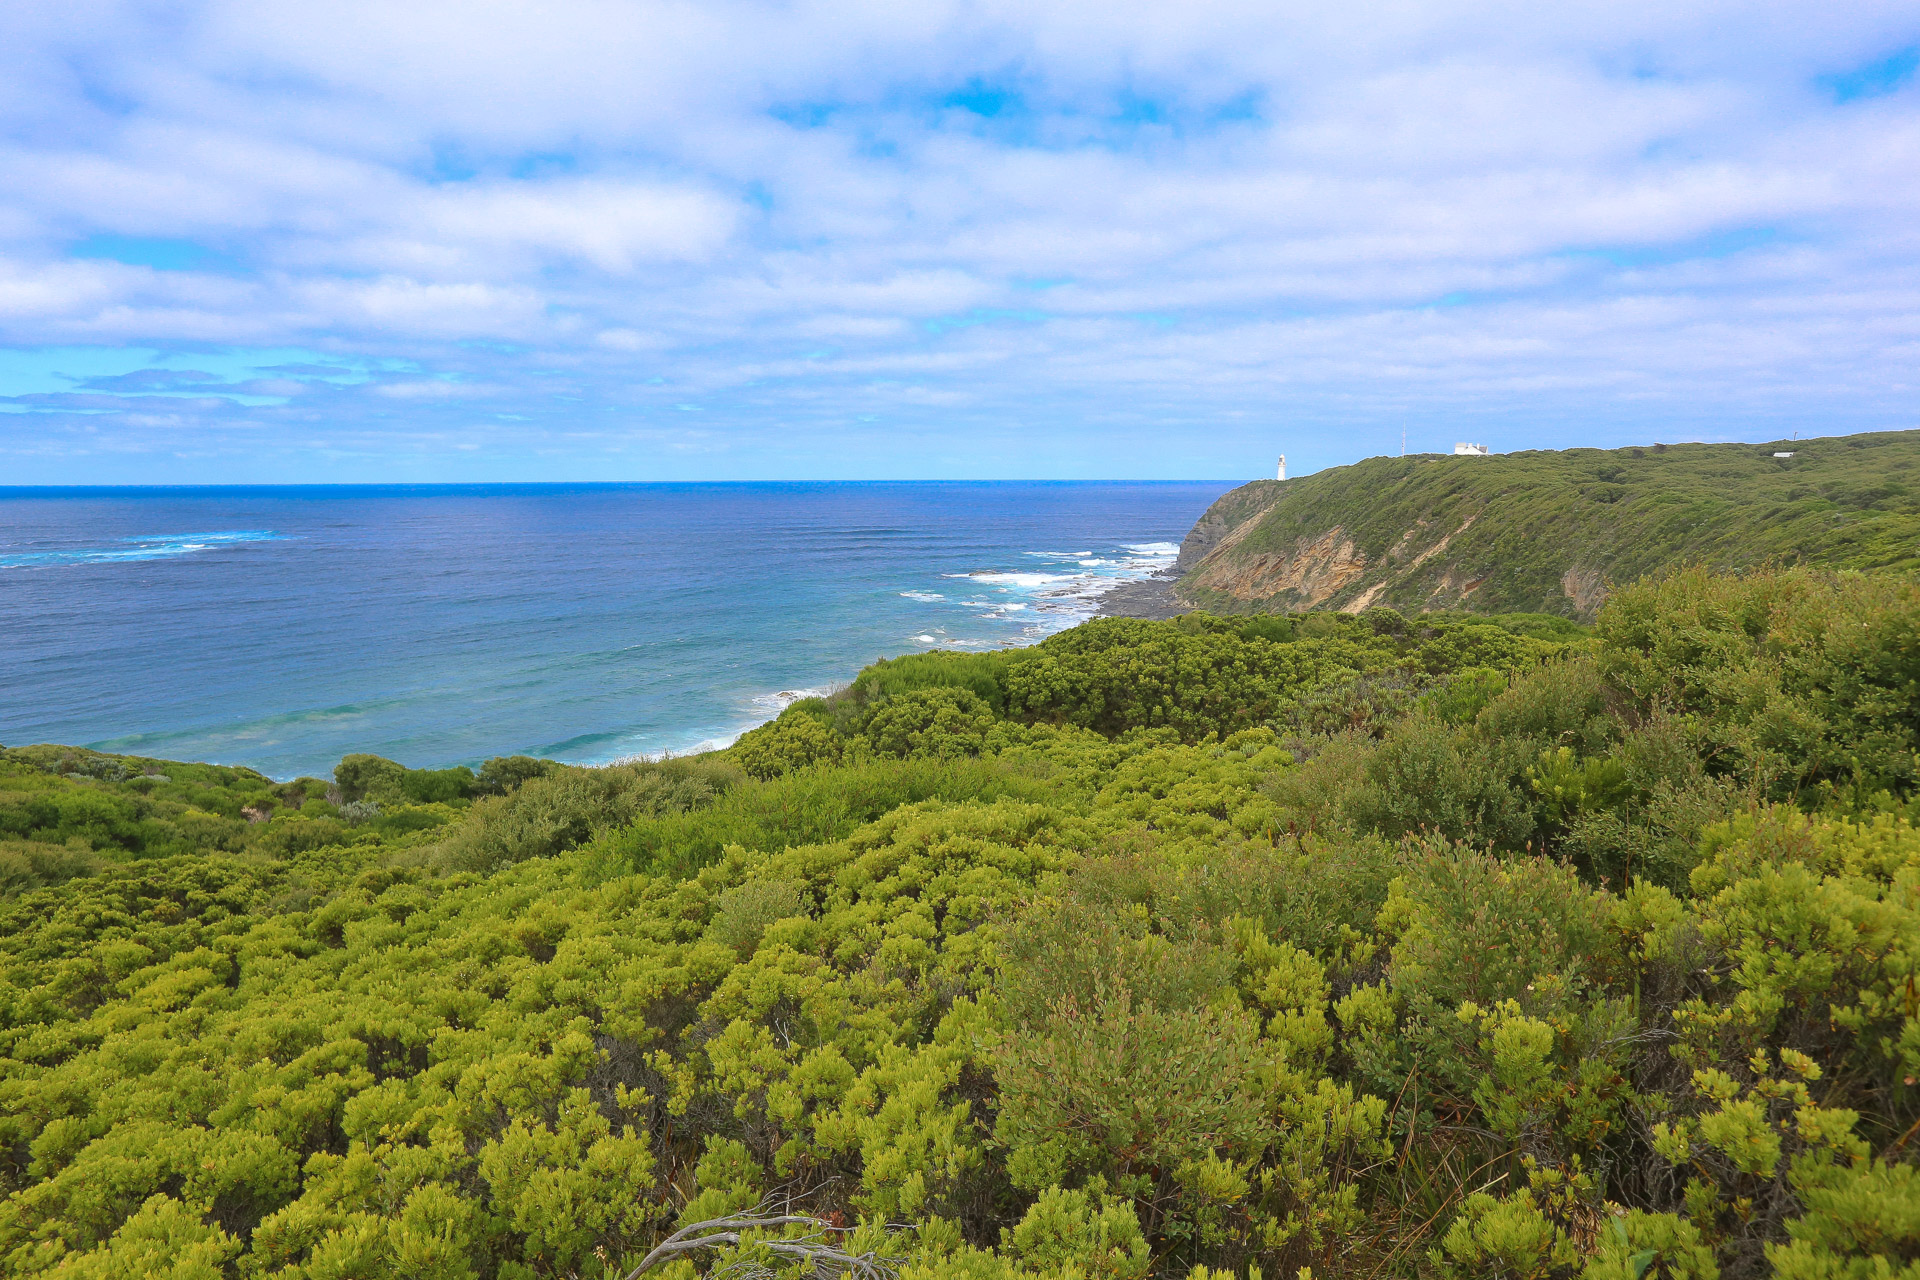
left=0, top=483, right=1226, bottom=779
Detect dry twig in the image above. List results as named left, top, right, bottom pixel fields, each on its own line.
left=624, top=1203, right=902, bottom=1280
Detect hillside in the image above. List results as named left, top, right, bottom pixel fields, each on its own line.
left=2, top=567, right=1919, bottom=1279
left=1172, top=429, right=1920, bottom=619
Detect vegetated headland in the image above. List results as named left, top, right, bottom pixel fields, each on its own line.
left=2, top=437, right=1919, bottom=1279
left=1101, top=428, right=1920, bottom=621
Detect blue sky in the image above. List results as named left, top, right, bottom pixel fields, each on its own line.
left=0, top=1, right=1917, bottom=483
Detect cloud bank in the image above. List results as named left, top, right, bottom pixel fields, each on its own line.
left=1, top=0, right=1916, bottom=481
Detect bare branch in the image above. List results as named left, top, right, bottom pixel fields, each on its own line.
left=623, top=1204, right=903, bottom=1280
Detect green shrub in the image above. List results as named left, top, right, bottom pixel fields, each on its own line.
left=1474, top=654, right=1616, bottom=757
left=731, top=713, right=846, bottom=780
left=4, top=566, right=1919, bottom=1279
left=1769, top=1158, right=1920, bottom=1279
left=1387, top=842, right=1619, bottom=1017
left=595, top=756, right=1057, bottom=879
left=1282, top=670, right=1431, bottom=739
left=1348, top=712, right=1532, bottom=847
left=0, top=840, right=103, bottom=896
left=849, top=650, right=1016, bottom=713
left=335, top=754, right=475, bottom=805
left=865, top=688, right=997, bottom=760
left=1431, top=1160, right=1592, bottom=1280
left=1003, top=1185, right=1151, bottom=1280
left=255, top=816, right=351, bottom=854
left=398, top=765, right=475, bottom=804
left=1418, top=667, right=1509, bottom=727
left=332, top=752, right=407, bottom=803
left=434, top=762, right=724, bottom=873
left=705, top=878, right=810, bottom=956
left=1003, top=619, right=1398, bottom=741
left=996, top=976, right=1271, bottom=1193
left=1597, top=566, right=1920, bottom=801
left=474, top=754, right=559, bottom=795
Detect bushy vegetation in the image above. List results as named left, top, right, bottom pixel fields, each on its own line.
left=1181, top=428, right=1920, bottom=616
left=1, top=566, right=1918, bottom=1279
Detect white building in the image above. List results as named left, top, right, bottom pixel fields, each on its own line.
left=1276, top=454, right=1287, bottom=480
left=1453, top=442, right=1490, bottom=456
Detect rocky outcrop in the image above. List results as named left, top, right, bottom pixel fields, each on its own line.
left=1094, top=571, right=1187, bottom=620
left=1175, top=479, right=1285, bottom=572
left=1161, top=456, right=1646, bottom=620
left=1340, top=582, right=1389, bottom=613
left=1176, top=511, right=1235, bottom=573
left=1101, top=480, right=1286, bottom=620
left=1142, top=432, right=1920, bottom=622
left=1430, top=568, right=1492, bottom=601
left=1184, top=526, right=1371, bottom=608
left=1561, top=567, right=1608, bottom=616
left=1166, top=473, right=1518, bottom=616
left=1403, top=515, right=1475, bottom=571
left=1175, top=491, right=1496, bottom=615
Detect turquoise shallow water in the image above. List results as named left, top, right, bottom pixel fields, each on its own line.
left=0, top=482, right=1226, bottom=779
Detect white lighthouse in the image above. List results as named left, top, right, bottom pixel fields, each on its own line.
left=1276, top=454, right=1287, bottom=481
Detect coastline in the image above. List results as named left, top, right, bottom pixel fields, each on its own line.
left=622, top=543, right=1193, bottom=764
left=1091, top=566, right=1188, bottom=620
left=603, top=685, right=839, bottom=765
left=12, top=484, right=1223, bottom=778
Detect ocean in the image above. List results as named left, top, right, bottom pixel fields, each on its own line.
left=0, top=482, right=1226, bottom=780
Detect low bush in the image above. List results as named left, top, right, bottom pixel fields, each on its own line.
left=0, top=566, right=1916, bottom=1279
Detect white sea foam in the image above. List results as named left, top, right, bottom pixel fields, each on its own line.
left=0, top=530, right=285, bottom=570
left=955, top=571, right=1069, bottom=587
left=619, top=531, right=1183, bottom=765
left=923, top=538, right=1183, bottom=643
left=615, top=734, right=746, bottom=763
left=610, top=684, right=840, bottom=764
left=749, top=686, right=836, bottom=715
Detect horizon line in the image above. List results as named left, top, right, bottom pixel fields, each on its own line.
left=0, top=477, right=1246, bottom=492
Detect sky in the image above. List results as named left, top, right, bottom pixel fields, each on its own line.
left=0, top=1, right=1917, bottom=483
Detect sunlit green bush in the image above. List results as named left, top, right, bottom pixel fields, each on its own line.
left=0, top=567, right=1916, bottom=1278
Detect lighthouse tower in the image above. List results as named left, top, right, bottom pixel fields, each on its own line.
left=1276, top=455, right=1287, bottom=481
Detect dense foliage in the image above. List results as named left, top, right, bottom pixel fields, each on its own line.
left=1, top=567, right=1918, bottom=1279
left=1179, top=428, right=1920, bottom=617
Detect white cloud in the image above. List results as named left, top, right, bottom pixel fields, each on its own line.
left=414, top=180, right=737, bottom=272
left=372, top=378, right=493, bottom=400
left=0, top=0, right=1916, bottom=479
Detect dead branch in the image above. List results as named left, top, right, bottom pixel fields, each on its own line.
left=624, top=1206, right=902, bottom=1280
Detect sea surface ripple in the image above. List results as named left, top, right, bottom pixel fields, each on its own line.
left=0, top=482, right=1225, bottom=778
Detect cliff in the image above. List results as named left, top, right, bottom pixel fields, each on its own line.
left=1171, top=429, right=1920, bottom=619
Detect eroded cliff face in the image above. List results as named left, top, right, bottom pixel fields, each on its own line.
left=1171, top=480, right=1603, bottom=618
left=1165, top=433, right=1920, bottom=621
left=1183, top=526, right=1369, bottom=608
left=1174, top=479, right=1286, bottom=572
left=1179, top=515, right=1503, bottom=614
left=1561, top=566, right=1609, bottom=617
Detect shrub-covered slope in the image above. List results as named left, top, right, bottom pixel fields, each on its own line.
left=1, top=569, right=1919, bottom=1279
left=1174, top=429, right=1920, bottom=618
